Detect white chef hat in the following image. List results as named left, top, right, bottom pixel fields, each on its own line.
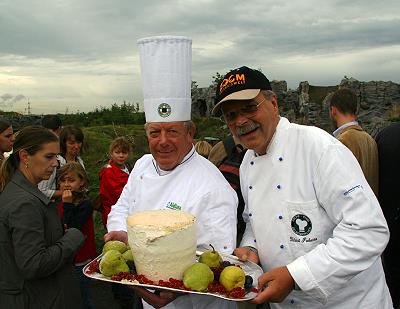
left=137, top=36, right=192, bottom=123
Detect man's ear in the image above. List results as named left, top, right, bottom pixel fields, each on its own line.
left=330, top=106, right=337, bottom=118
left=189, top=123, right=196, bottom=138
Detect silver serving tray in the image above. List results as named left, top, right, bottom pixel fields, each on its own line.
left=83, top=250, right=263, bottom=302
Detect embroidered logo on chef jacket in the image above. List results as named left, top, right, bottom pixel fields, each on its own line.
left=158, top=103, right=172, bottom=117
left=166, top=201, right=181, bottom=211
left=291, top=214, right=312, bottom=236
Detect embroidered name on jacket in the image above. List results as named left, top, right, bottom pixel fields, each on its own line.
left=343, top=184, right=363, bottom=196
left=166, top=202, right=181, bottom=211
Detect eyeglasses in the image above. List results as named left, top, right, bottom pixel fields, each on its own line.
left=222, top=97, right=267, bottom=123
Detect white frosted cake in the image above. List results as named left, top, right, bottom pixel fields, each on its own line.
left=127, top=210, right=196, bottom=281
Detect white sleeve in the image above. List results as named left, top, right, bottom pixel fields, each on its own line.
left=195, top=188, right=238, bottom=255
left=106, top=173, right=133, bottom=232
left=37, top=168, right=56, bottom=199
left=287, top=143, right=389, bottom=303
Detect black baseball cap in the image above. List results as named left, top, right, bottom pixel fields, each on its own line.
left=212, top=66, right=272, bottom=115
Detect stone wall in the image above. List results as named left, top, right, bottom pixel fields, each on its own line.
left=192, top=77, right=400, bottom=136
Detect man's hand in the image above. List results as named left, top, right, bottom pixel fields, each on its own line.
left=251, top=266, right=294, bottom=304
left=130, top=286, right=176, bottom=309
left=62, top=189, right=73, bottom=203
left=234, top=247, right=260, bottom=264
left=104, top=230, right=128, bottom=244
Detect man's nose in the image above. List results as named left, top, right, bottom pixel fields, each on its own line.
left=159, top=131, right=168, bottom=144
left=234, top=112, right=249, bottom=125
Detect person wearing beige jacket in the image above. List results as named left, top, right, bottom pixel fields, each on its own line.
left=329, top=88, right=379, bottom=196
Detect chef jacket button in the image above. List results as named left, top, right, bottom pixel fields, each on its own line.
left=278, top=215, right=283, bottom=220
left=249, top=213, right=252, bottom=217
left=277, top=184, right=281, bottom=189
left=140, top=175, right=143, bottom=179
left=280, top=244, right=284, bottom=249
left=279, top=157, right=283, bottom=161
left=249, top=186, right=253, bottom=189
left=223, top=246, right=227, bottom=249
left=290, top=300, right=295, bottom=304
left=254, top=239, right=257, bottom=243
left=250, top=161, right=254, bottom=165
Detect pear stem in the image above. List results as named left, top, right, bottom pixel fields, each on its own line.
left=209, top=244, right=216, bottom=253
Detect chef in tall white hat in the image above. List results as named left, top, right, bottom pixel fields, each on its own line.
left=105, top=36, right=238, bottom=309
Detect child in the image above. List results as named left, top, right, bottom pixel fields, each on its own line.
left=98, top=137, right=137, bottom=308
left=57, top=162, right=96, bottom=309
left=99, top=137, right=132, bottom=228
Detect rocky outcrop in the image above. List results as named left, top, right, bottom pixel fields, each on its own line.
left=192, top=77, right=400, bottom=136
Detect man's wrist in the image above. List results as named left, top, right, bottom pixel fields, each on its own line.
left=244, top=246, right=258, bottom=254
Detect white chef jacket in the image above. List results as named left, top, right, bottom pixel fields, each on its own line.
left=108, top=147, right=238, bottom=309
left=240, top=117, right=392, bottom=309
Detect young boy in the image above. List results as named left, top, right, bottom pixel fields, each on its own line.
left=99, top=137, right=132, bottom=228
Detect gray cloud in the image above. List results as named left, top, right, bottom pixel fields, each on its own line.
left=0, top=93, right=25, bottom=106
left=0, top=0, right=399, bottom=113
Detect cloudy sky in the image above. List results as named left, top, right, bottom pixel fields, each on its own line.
left=1, top=0, right=399, bottom=114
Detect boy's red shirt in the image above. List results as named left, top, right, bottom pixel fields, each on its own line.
left=98, top=160, right=129, bottom=227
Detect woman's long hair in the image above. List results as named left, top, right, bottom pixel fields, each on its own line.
left=0, top=118, right=11, bottom=134
left=0, top=126, right=58, bottom=192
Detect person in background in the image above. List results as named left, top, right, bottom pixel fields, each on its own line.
left=99, top=137, right=132, bottom=228
left=375, top=121, right=400, bottom=308
left=0, top=126, right=84, bottom=309
left=99, top=137, right=136, bottom=309
left=59, top=125, right=85, bottom=168
left=106, top=35, right=238, bottom=309
left=194, top=140, right=212, bottom=158
left=0, top=118, right=15, bottom=163
left=57, top=162, right=96, bottom=309
left=213, top=66, right=392, bottom=308
left=329, top=88, right=379, bottom=196
left=38, top=115, right=63, bottom=200
left=41, top=114, right=63, bottom=135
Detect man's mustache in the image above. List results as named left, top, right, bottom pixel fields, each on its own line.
left=236, top=122, right=260, bottom=136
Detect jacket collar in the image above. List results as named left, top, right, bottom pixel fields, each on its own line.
left=11, top=170, right=50, bottom=205
left=333, top=121, right=359, bottom=137
left=253, top=116, right=289, bottom=157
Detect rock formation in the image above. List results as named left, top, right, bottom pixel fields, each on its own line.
left=191, top=77, right=400, bottom=136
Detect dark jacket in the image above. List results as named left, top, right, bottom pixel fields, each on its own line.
left=57, top=199, right=97, bottom=264
left=0, top=170, right=84, bottom=309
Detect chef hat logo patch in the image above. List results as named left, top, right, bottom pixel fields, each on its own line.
left=291, top=214, right=312, bottom=236
left=158, top=103, right=172, bottom=118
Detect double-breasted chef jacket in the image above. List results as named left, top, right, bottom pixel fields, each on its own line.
left=240, top=117, right=392, bottom=309
left=107, top=147, right=238, bottom=309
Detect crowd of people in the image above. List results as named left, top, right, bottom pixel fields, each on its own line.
left=0, top=36, right=398, bottom=309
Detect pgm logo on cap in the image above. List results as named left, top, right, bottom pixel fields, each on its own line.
left=219, top=73, right=246, bottom=94
left=158, top=103, right=172, bottom=118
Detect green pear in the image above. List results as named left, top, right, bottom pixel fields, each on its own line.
left=219, top=266, right=245, bottom=291
left=199, top=244, right=222, bottom=268
left=183, top=263, right=214, bottom=291
left=99, top=250, right=130, bottom=277
left=102, top=240, right=127, bottom=254
left=122, top=249, right=134, bottom=262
